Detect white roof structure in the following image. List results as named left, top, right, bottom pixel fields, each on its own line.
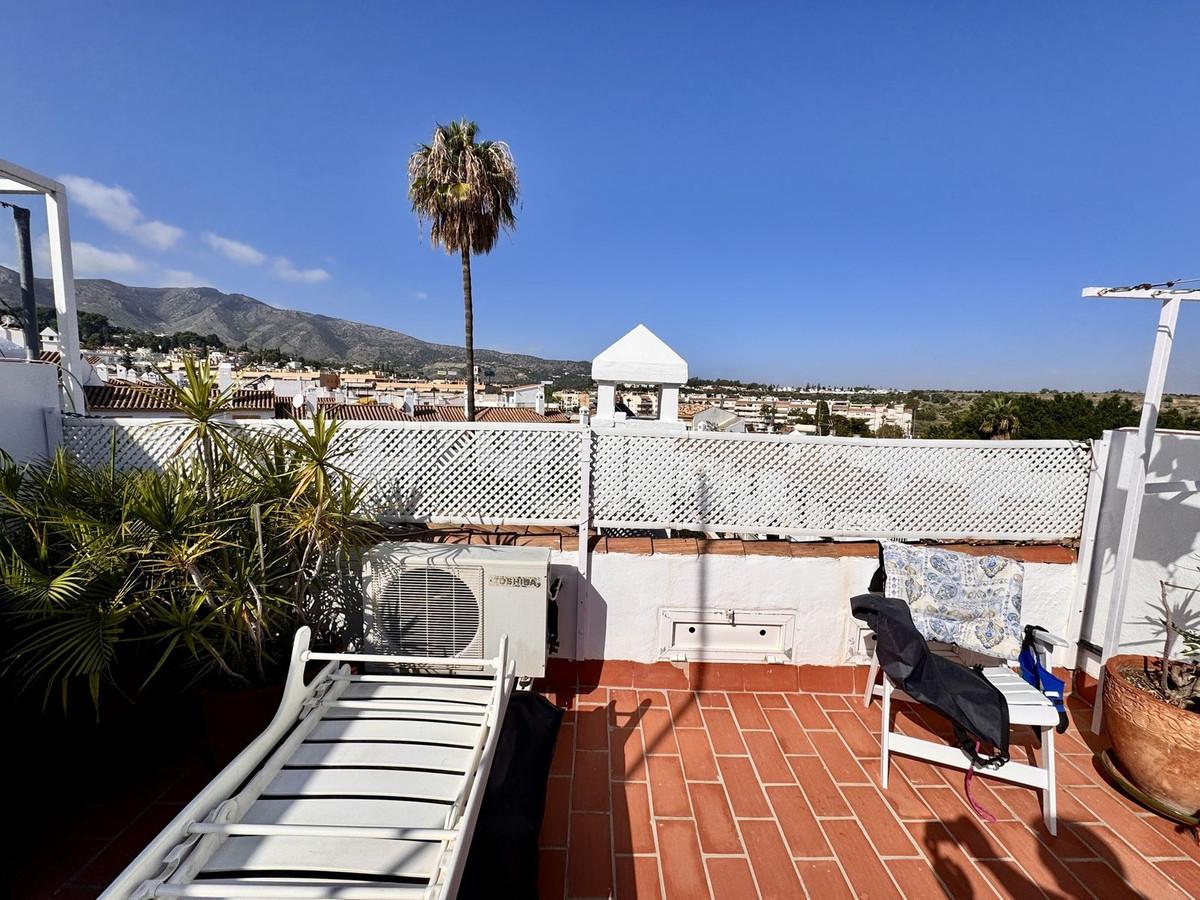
left=592, top=324, right=687, bottom=385
left=1081, top=281, right=1200, bottom=733
left=692, top=406, right=745, bottom=432
left=0, top=158, right=85, bottom=411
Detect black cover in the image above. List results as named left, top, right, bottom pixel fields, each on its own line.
left=458, top=690, right=564, bottom=899
left=851, top=592, right=1010, bottom=764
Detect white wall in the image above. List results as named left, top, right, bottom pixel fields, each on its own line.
left=0, top=361, right=61, bottom=462
left=1080, top=428, right=1200, bottom=661
left=551, top=549, right=1078, bottom=666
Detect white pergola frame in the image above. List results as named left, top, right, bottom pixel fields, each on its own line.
left=1083, top=283, right=1200, bottom=732
left=0, top=158, right=85, bottom=412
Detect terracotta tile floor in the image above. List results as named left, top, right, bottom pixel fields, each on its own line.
left=538, top=687, right=1200, bottom=899
left=20, top=683, right=1199, bottom=898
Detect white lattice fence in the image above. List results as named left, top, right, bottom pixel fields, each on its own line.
left=62, top=418, right=208, bottom=470
left=60, top=418, right=1092, bottom=540
left=333, top=422, right=580, bottom=524
left=591, top=429, right=1092, bottom=541
left=61, top=418, right=583, bottom=526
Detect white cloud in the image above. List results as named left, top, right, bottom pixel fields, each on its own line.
left=413, top=291, right=429, bottom=301
left=273, top=257, right=330, bottom=283
left=157, top=269, right=207, bottom=287
left=203, top=232, right=267, bottom=266
left=71, top=241, right=145, bottom=276
left=59, top=175, right=184, bottom=251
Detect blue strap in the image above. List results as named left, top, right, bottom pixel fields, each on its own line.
left=1018, top=625, right=1069, bottom=733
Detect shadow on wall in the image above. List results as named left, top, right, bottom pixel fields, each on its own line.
left=1082, top=430, right=1200, bottom=654
left=310, top=557, right=365, bottom=650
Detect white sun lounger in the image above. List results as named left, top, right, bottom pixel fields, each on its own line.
left=103, top=627, right=515, bottom=900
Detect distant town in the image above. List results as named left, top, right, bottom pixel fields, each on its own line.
left=2, top=316, right=916, bottom=435
left=10, top=315, right=1200, bottom=442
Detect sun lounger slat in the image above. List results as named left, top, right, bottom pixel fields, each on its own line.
left=264, top=767, right=463, bottom=802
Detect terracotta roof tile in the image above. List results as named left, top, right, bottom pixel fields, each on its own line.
left=84, top=384, right=275, bottom=412
left=324, top=403, right=412, bottom=421
left=322, top=403, right=571, bottom=423
left=36, top=350, right=103, bottom=365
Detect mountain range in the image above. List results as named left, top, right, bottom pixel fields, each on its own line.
left=0, top=266, right=588, bottom=381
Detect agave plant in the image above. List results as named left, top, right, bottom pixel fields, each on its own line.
left=0, top=357, right=376, bottom=712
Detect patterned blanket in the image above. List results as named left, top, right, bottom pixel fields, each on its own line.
left=880, top=540, right=1024, bottom=660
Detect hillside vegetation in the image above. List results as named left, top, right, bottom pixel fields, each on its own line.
left=0, top=266, right=587, bottom=380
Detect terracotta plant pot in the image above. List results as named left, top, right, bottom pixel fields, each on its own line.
left=1103, top=654, right=1200, bottom=817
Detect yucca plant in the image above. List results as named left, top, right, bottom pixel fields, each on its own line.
left=157, top=355, right=243, bottom=499
left=0, top=358, right=376, bottom=712
left=1157, top=563, right=1200, bottom=709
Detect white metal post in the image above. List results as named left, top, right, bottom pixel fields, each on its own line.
left=1065, top=434, right=1109, bottom=663
left=1090, top=294, right=1181, bottom=732
left=44, top=186, right=86, bottom=413
left=1, top=160, right=85, bottom=413
left=576, top=411, right=592, bottom=658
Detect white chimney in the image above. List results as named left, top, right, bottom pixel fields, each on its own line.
left=590, top=324, right=688, bottom=431
left=535, top=392, right=545, bottom=416
left=403, top=388, right=416, bottom=415
left=216, top=361, right=234, bottom=392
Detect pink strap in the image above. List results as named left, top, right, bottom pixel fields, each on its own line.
left=963, top=741, right=998, bottom=824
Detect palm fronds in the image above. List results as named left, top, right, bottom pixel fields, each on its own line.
left=0, top=358, right=376, bottom=713
left=408, top=119, right=520, bottom=421
left=408, top=119, right=519, bottom=256
left=978, top=396, right=1021, bottom=440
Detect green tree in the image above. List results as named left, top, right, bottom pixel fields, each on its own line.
left=408, top=120, right=519, bottom=420
left=978, top=396, right=1021, bottom=440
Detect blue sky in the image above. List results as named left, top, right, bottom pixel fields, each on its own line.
left=4, top=2, right=1199, bottom=391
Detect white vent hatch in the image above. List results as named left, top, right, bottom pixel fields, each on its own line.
left=658, top=608, right=795, bottom=662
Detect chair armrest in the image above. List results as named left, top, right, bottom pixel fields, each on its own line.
left=1028, top=628, right=1069, bottom=650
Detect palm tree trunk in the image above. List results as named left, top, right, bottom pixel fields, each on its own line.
left=460, top=246, right=475, bottom=422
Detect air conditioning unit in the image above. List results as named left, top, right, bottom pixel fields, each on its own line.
left=361, top=542, right=552, bottom=678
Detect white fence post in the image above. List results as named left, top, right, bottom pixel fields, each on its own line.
left=1065, top=433, right=1109, bottom=668
left=576, top=412, right=593, bottom=657
left=42, top=407, right=64, bottom=455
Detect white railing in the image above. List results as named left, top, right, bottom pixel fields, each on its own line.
left=59, top=417, right=1093, bottom=541
left=592, top=430, right=1091, bottom=541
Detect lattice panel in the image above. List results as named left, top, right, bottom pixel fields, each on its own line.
left=333, top=423, right=581, bottom=524
left=591, top=431, right=1092, bottom=541
left=61, top=419, right=206, bottom=470
left=61, top=419, right=582, bottom=525
left=61, top=419, right=1091, bottom=540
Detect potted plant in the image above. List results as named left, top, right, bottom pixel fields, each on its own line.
left=0, top=357, right=376, bottom=724
left=1103, top=565, right=1200, bottom=819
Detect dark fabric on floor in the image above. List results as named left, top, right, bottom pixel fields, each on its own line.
left=458, top=689, right=563, bottom=899
left=851, top=592, right=1010, bottom=757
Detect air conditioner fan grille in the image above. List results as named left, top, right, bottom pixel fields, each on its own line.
left=369, top=564, right=484, bottom=658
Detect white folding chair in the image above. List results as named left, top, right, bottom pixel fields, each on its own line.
left=860, top=544, right=1069, bottom=835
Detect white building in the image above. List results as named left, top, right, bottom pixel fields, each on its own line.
left=690, top=406, right=746, bottom=432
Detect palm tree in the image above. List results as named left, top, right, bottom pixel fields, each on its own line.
left=979, top=396, right=1020, bottom=440
left=408, top=120, right=519, bottom=420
